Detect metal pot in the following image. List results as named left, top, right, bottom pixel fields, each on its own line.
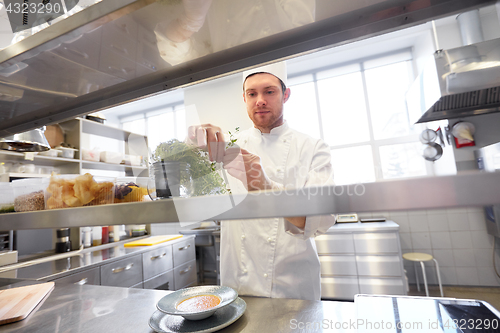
left=422, top=142, right=443, bottom=161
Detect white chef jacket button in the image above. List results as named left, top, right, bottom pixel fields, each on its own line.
left=244, top=140, right=247, bottom=144
left=267, top=237, right=272, bottom=243
left=241, top=235, right=246, bottom=240
left=276, top=168, right=281, bottom=172
left=283, top=139, right=287, bottom=143
left=263, top=273, right=268, bottom=278
left=243, top=269, right=247, bottom=274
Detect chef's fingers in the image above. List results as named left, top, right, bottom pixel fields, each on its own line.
left=187, top=125, right=197, bottom=141
left=215, top=131, right=225, bottom=163
left=196, top=127, right=207, bottom=148
left=205, top=127, right=221, bottom=161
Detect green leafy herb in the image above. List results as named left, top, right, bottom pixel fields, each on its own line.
left=151, top=139, right=227, bottom=196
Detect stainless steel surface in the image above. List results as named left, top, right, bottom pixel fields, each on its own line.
left=0, top=236, right=192, bottom=281
left=316, top=234, right=355, bottom=254
left=0, top=280, right=356, bottom=332
left=356, top=255, right=403, bottom=277
left=358, top=277, right=406, bottom=294
left=407, top=37, right=500, bottom=124
left=2, top=171, right=500, bottom=230
left=173, top=259, right=196, bottom=290
left=142, top=246, right=173, bottom=280
left=319, top=256, right=358, bottom=276
left=52, top=266, right=100, bottom=285
left=316, top=221, right=406, bottom=300
left=353, top=233, right=400, bottom=254
left=173, top=238, right=195, bottom=267
left=100, top=254, right=142, bottom=287
left=143, top=269, right=173, bottom=290
left=0, top=0, right=494, bottom=136
left=321, top=276, right=360, bottom=300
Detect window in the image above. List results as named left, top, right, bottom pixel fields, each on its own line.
left=286, top=50, right=425, bottom=185
left=121, top=104, right=186, bottom=153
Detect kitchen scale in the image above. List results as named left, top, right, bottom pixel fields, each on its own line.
left=336, top=214, right=387, bottom=223
left=336, top=214, right=359, bottom=223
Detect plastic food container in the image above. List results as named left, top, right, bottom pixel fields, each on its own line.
left=38, top=149, right=61, bottom=157
left=114, top=177, right=150, bottom=203
left=12, top=178, right=46, bottom=212
left=0, top=183, right=15, bottom=214
left=82, top=149, right=100, bottom=162
left=45, top=173, right=115, bottom=209
left=57, top=147, right=78, bottom=159
left=124, top=154, right=142, bottom=166
left=100, top=151, right=124, bottom=164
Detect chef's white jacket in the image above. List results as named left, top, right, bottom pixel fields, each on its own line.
left=220, top=122, right=335, bottom=300
left=155, top=0, right=315, bottom=65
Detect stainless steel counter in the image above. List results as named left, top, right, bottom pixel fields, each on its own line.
left=0, top=236, right=194, bottom=281
left=0, top=282, right=356, bottom=333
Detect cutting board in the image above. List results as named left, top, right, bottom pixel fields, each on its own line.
left=124, top=235, right=183, bottom=247
left=0, top=282, right=55, bottom=325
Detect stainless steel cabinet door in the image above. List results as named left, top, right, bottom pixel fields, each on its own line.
left=52, top=267, right=100, bottom=286
left=356, top=255, right=404, bottom=277
left=321, top=277, right=359, bottom=300
left=100, top=254, right=143, bottom=288
left=315, top=234, right=355, bottom=254
left=144, top=270, right=174, bottom=290
left=353, top=232, right=400, bottom=254
left=173, top=238, right=196, bottom=267
left=174, top=259, right=196, bottom=290
left=358, top=277, right=406, bottom=295
left=142, top=245, right=173, bottom=280
left=319, top=255, right=357, bottom=276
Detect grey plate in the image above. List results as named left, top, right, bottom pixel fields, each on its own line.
left=156, top=285, right=238, bottom=320
left=149, top=297, right=246, bottom=333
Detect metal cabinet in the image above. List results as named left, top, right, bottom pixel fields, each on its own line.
left=100, top=254, right=143, bottom=288
left=315, top=221, right=406, bottom=300
left=142, top=246, right=173, bottom=280
left=173, top=238, right=196, bottom=267
left=52, top=267, right=100, bottom=286
left=174, top=259, right=197, bottom=290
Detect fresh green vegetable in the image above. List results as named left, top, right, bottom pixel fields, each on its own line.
left=151, top=128, right=240, bottom=197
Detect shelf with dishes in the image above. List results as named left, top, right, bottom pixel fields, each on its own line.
left=1, top=117, right=149, bottom=179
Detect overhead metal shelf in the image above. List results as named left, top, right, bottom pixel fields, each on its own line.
left=0, top=0, right=494, bottom=136
left=1, top=171, right=499, bottom=230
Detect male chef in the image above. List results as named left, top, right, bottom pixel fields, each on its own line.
left=189, top=63, right=335, bottom=300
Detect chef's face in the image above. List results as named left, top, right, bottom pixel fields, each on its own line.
left=243, top=73, right=290, bottom=133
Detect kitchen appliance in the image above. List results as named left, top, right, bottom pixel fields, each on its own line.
left=336, top=213, right=359, bottom=223
left=475, top=142, right=500, bottom=238
left=406, top=37, right=500, bottom=124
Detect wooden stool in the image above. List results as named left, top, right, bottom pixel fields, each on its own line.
left=403, top=252, right=443, bottom=297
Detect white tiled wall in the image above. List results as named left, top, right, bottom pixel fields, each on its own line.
left=360, top=208, right=500, bottom=287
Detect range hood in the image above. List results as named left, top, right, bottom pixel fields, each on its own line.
left=407, top=37, right=500, bottom=124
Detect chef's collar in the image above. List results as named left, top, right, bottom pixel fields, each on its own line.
left=250, top=121, right=289, bottom=136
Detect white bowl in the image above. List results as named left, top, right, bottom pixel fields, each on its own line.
left=156, top=285, right=237, bottom=321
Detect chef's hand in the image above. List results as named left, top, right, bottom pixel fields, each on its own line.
left=165, top=0, right=213, bottom=43
left=187, top=124, right=225, bottom=163
left=223, top=147, right=276, bottom=191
